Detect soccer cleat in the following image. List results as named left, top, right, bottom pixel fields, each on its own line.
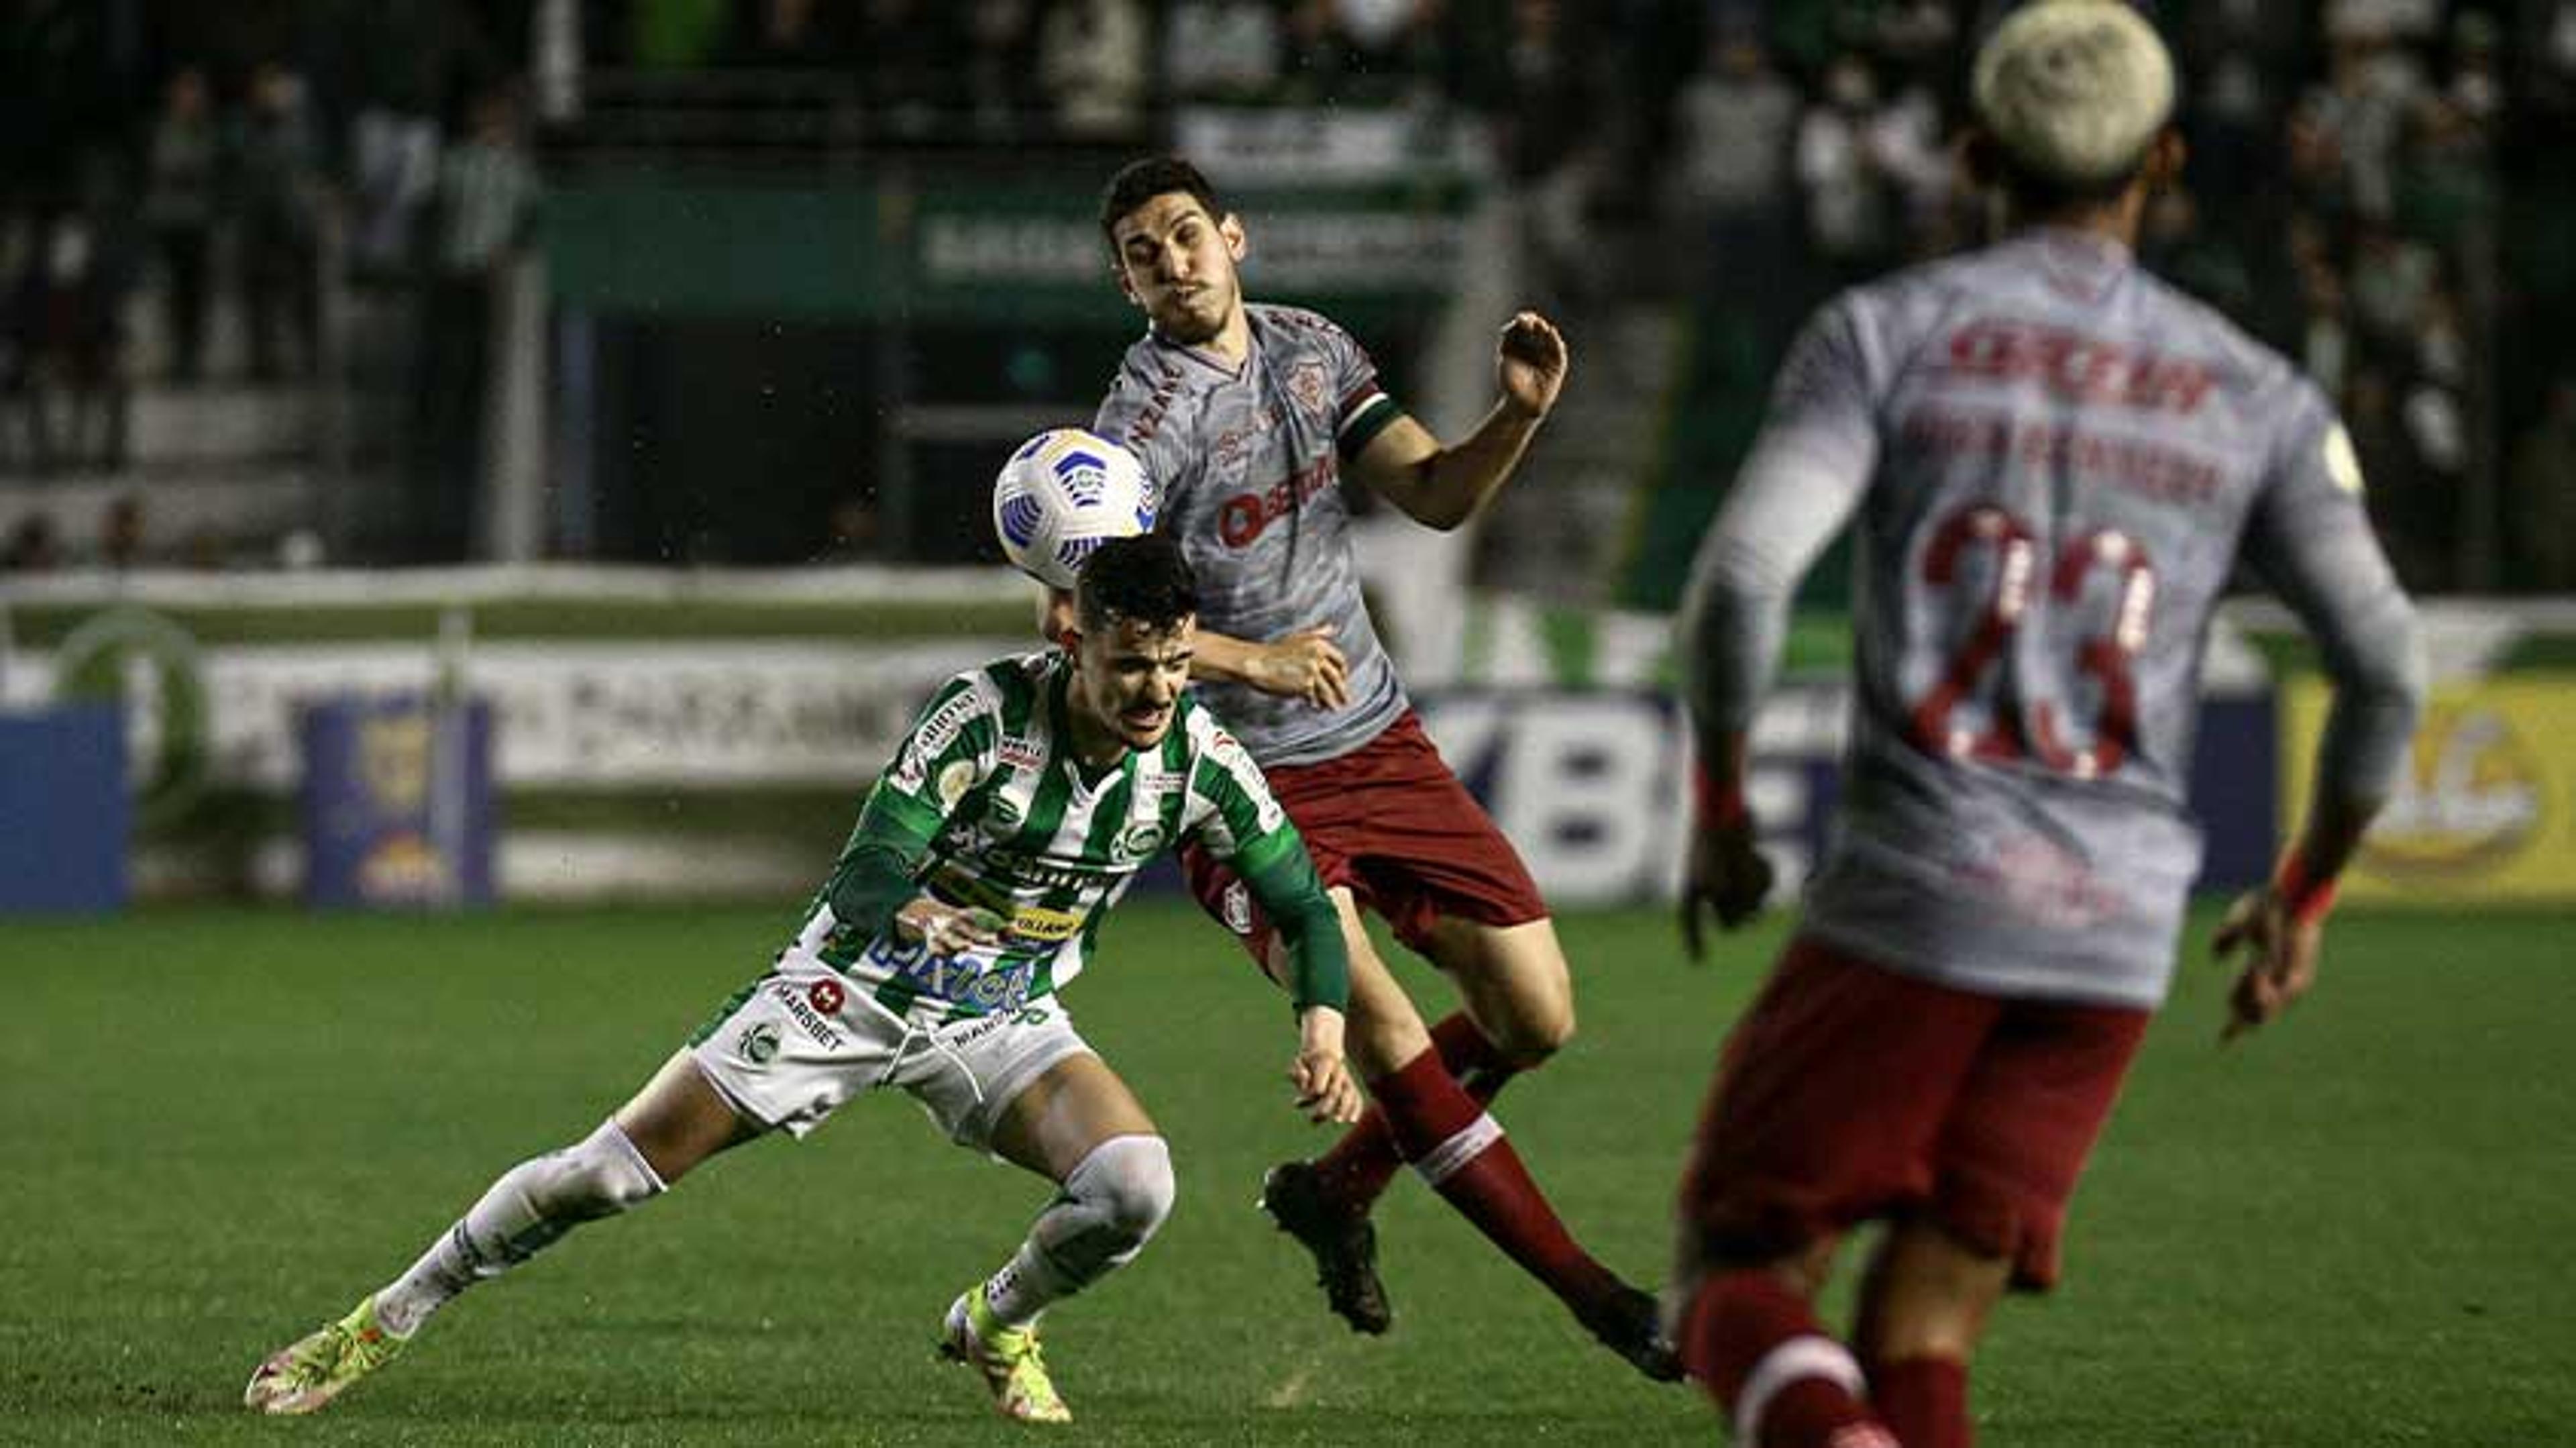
left=1258, top=1159, right=1391, bottom=1335
left=1579, top=1284, right=1685, bottom=1383
left=938, top=1285, right=1071, bottom=1424
left=242, top=1294, right=409, bottom=1415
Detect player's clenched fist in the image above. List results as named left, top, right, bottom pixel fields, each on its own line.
left=1497, top=311, right=1568, bottom=421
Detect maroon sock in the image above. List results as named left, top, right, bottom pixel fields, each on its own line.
left=1369, top=1044, right=1623, bottom=1316
left=1313, top=1013, right=1518, bottom=1209
left=1871, top=1355, right=1970, bottom=1448
left=1682, top=1270, right=1894, bottom=1447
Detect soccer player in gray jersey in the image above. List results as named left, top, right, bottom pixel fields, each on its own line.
left=1087, top=154, right=1678, bottom=1378
left=1666, top=7, right=2426, bottom=1447
left=245, top=537, right=1362, bottom=1427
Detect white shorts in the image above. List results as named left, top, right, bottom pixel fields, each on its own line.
left=687, top=953, right=1092, bottom=1150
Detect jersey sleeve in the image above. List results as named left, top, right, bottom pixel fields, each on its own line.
left=1676, top=297, right=1881, bottom=741
left=2239, top=382, right=2426, bottom=809
left=1177, top=709, right=1297, bottom=872
left=1093, top=356, right=1197, bottom=520
left=820, top=670, right=1004, bottom=937
left=1315, top=315, right=1403, bottom=460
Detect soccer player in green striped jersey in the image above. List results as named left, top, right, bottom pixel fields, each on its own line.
left=246, top=536, right=1359, bottom=1425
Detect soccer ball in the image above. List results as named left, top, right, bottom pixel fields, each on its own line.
left=991, top=427, right=1157, bottom=589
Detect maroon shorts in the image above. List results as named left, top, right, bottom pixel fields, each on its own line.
left=1678, top=935, right=2149, bottom=1290
left=1183, top=710, right=1548, bottom=960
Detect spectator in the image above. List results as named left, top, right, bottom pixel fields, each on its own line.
left=1165, top=0, right=1283, bottom=103
left=1667, top=30, right=1802, bottom=327
left=2, top=511, right=62, bottom=571
left=410, top=83, right=542, bottom=563
left=96, top=491, right=145, bottom=570
left=1794, top=52, right=1906, bottom=285
left=960, top=0, right=1040, bottom=136
left=139, top=66, right=222, bottom=384
left=237, top=62, right=325, bottom=382
left=2507, top=375, right=2576, bottom=590
left=1036, top=0, right=1149, bottom=140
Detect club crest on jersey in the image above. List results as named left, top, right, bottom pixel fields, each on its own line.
left=1115, top=819, right=1169, bottom=861
left=936, top=759, right=978, bottom=807
left=1287, top=360, right=1329, bottom=419
left=738, top=1023, right=780, bottom=1066
left=1220, top=880, right=1254, bottom=935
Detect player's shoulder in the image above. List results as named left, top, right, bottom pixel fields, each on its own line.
left=1248, top=302, right=1359, bottom=351
left=1174, top=692, right=1252, bottom=762
left=2130, top=266, right=2314, bottom=406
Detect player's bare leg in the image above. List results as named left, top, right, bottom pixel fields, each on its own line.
left=941, top=1054, right=1173, bottom=1425
left=1850, top=1218, right=2010, bottom=1448
left=245, top=1051, right=750, bottom=1415
left=1676, top=1240, right=1900, bottom=1448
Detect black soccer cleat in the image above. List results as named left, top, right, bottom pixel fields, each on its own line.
left=1258, top=1160, right=1392, bottom=1335
left=1581, top=1284, right=1685, bottom=1383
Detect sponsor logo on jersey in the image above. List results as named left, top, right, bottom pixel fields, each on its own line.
left=936, top=758, right=978, bottom=808
left=769, top=978, right=845, bottom=1049
left=997, top=735, right=1044, bottom=770
left=1217, top=453, right=1337, bottom=548
left=808, top=978, right=846, bottom=1015
left=1941, top=319, right=2213, bottom=414
left=738, top=1022, right=781, bottom=1066
left=1008, top=903, right=1084, bottom=942
left=2322, top=423, right=2365, bottom=495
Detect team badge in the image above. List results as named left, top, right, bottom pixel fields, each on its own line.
left=1116, top=820, right=1169, bottom=861
left=1287, top=360, right=1329, bottom=419
left=1221, top=880, right=1254, bottom=935
left=739, top=1023, right=780, bottom=1065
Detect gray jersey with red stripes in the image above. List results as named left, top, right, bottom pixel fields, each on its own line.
left=1681, top=227, right=2421, bottom=1008
left=1093, top=303, right=1407, bottom=768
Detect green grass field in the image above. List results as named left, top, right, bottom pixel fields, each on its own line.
left=3, top=901, right=2570, bottom=1446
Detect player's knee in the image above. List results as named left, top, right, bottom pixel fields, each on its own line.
left=1485, top=1000, right=1574, bottom=1068
left=1071, top=1133, right=1175, bottom=1249
left=534, top=1119, right=667, bottom=1221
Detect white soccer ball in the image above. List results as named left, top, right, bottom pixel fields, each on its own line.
left=991, top=427, right=1157, bottom=589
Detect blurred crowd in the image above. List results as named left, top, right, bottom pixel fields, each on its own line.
left=5, top=0, right=2573, bottom=592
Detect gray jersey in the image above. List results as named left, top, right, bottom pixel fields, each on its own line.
left=1681, top=228, right=2422, bottom=1008
left=1094, top=303, right=1408, bottom=767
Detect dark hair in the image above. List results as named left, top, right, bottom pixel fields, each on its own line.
left=1075, top=534, right=1198, bottom=633
left=1099, top=155, right=1227, bottom=254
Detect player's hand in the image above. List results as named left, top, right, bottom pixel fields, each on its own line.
left=1678, top=817, right=1774, bottom=962
left=1250, top=625, right=1349, bottom=709
left=2210, top=887, right=2322, bottom=1043
left=1290, top=1006, right=1363, bottom=1124
left=1497, top=311, right=1568, bottom=421
left=895, top=898, right=1005, bottom=957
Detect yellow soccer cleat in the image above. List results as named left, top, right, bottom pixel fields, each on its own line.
left=243, top=1294, right=409, bottom=1415
left=938, top=1284, right=1071, bottom=1425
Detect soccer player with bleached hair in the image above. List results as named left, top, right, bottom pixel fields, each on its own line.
left=1669, top=3, right=2426, bottom=1445
left=1080, top=152, right=1679, bottom=1378
left=245, top=535, right=1362, bottom=1426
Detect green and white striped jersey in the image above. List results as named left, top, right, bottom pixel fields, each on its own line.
left=783, top=651, right=1295, bottom=1021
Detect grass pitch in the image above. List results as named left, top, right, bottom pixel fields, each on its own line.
left=1, top=900, right=2569, bottom=1445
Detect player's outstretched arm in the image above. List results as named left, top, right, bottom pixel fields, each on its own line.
left=1187, top=623, right=1350, bottom=708
left=1349, top=311, right=1566, bottom=531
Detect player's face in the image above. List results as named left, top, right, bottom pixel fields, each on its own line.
left=1072, top=615, right=1196, bottom=754
left=1110, top=193, right=1244, bottom=346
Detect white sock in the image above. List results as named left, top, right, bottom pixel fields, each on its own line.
left=981, top=1135, right=1173, bottom=1328
left=373, top=1119, right=664, bottom=1337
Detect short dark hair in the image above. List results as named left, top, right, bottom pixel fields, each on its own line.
left=1099, top=155, right=1227, bottom=254
left=1075, top=534, right=1197, bottom=633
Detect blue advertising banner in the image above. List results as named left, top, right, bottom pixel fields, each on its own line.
left=0, top=703, right=128, bottom=914
left=299, top=696, right=496, bottom=909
